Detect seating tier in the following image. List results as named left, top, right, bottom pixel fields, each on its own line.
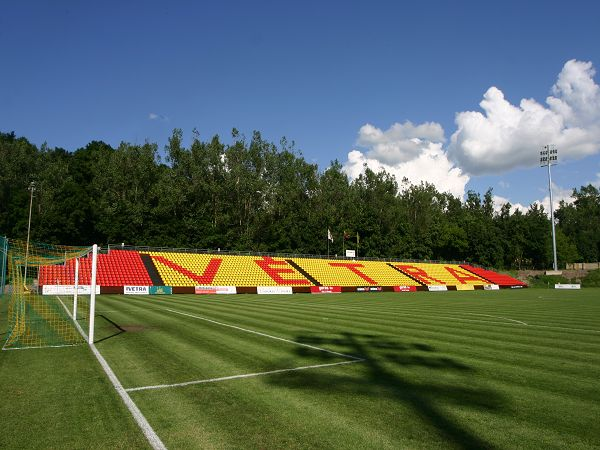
left=38, top=249, right=525, bottom=289
left=459, top=265, right=526, bottom=287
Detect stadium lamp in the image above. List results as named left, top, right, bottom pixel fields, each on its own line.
left=539, top=145, right=558, bottom=272
left=23, top=181, right=36, bottom=287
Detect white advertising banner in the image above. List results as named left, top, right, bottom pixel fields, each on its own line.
left=345, top=249, right=356, bottom=258
left=42, top=285, right=100, bottom=295
left=555, top=283, right=581, bottom=289
left=257, top=286, right=293, bottom=295
left=124, top=285, right=150, bottom=295
left=195, top=286, right=237, bottom=295
left=427, top=285, right=448, bottom=292
left=484, top=284, right=500, bottom=290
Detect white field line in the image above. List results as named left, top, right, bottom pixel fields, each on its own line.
left=389, top=312, right=528, bottom=327
left=2, top=343, right=80, bottom=351
left=526, top=324, right=600, bottom=334
left=465, top=313, right=528, bottom=325
left=126, top=359, right=363, bottom=393
left=299, top=306, right=599, bottom=334
left=165, top=308, right=363, bottom=360
left=56, top=297, right=167, bottom=450
left=395, top=311, right=600, bottom=333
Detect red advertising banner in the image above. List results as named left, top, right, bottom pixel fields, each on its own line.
left=393, top=286, right=417, bottom=292
left=310, top=286, right=342, bottom=294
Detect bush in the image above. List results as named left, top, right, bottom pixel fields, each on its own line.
left=527, top=274, right=573, bottom=288
left=582, top=269, right=600, bottom=288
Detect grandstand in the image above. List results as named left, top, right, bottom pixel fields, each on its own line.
left=37, top=248, right=526, bottom=292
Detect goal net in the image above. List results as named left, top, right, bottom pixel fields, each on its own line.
left=1, top=237, right=97, bottom=350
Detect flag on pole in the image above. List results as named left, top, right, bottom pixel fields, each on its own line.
left=328, top=229, right=334, bottom=242
left=356, top=232, right=360, bottom=245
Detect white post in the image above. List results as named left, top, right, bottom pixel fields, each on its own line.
left=547, top=162, right=558, bottom=271
left=73, top=258, right=79, bottom=320
left=88, top=244, right=98, bottom=344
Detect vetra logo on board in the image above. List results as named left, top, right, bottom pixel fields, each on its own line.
left=124, top=286, right=150, bottom=295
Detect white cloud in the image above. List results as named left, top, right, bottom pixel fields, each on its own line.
left=149, top=112, right=169, bottom=121
left=342, top=60, right=600, bottom=205
left=533, top=183, right=574, bottom=214
left=492, top=195, right=528, bottom=214
left=356, top=121, right=445, bottom=165
left=343, top=127, right=469, bottom=198
left=449, top=59, right=600, bottom=175
left=494, top=182, right=573, bottom=216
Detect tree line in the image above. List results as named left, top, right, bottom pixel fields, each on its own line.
left=1, top=130, right=598, bottom=269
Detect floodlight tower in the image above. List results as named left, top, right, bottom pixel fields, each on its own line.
left=23, top=181, right=36, bottom=287
left=540, top=145, right=558, bottom=272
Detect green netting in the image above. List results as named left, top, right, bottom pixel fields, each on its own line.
left=3, top=238, right=93, bottom=349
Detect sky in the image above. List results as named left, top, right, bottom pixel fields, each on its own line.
left=2, top=0, right=600, bottom=212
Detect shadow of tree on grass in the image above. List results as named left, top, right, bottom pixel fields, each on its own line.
left=269, top=332, right=506, bottom=450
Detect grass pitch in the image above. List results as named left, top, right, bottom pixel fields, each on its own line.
left=2, top=289, right=600, bottom=449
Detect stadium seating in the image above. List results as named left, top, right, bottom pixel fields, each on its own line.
left=459, top=265, right=526, bottom=287
left=38, top=249, right=526, bottom=290
left=292, top=258, right=420, bottom=286
left=38, top=250, right=152, bottom=287
left=144, top=252, right=313, bottom=286
left=392, top=263, right=488, bottom=286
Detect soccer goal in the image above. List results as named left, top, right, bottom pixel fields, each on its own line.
left=1, top=237, right=98, bottom=350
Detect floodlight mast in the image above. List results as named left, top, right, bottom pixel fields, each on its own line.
left=23, top=181, right=36, bottom=288
left=540, top=145, right=558, bottom=271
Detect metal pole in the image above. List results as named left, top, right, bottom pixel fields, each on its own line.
left=547, top=161, right=558, bottom=271
left=23, top=182, right=35, bottom=289
left=540, top=145, right=559, bottom=271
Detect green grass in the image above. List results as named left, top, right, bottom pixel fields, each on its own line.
left=2, top=289, right=600, bottom=449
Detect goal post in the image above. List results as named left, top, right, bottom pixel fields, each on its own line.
left=2, top=238, right=97, bottom=350
left=88, top=244, right=98, bottom=344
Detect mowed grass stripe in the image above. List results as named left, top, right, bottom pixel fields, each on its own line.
left=99, top=293, right=600, bottom=400
left=153, top=294, right=600, bottom=362
left=94, top=296, right=356, bottom=389
left=89, top=290, right=600, bottom=448
left=143, top=294, right=600, bottom=395
left=166, top=291, right=600, bottom=332
left=140, top=295, right=600, bottom=383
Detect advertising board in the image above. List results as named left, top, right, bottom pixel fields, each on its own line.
left=555, top=284, right=581, bottom=289
left=195, top=286, right=237, bottom=295
left=257, top=286, right=293, bottom=295
left=124, top=285, right=150, bottom=295
left=393, top=286, right=417, bottom=292
left=149, top=286, right=172, bottom=295
left=427, top=285, right=448, bottom=292
left=310, top=286, right=341, bottom=294
left=42, top=285, right=100, bottom=295
left=356, top=286, right=383, bottom=292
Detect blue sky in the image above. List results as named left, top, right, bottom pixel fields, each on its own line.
left=2, top=0, right=600, bottom=210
